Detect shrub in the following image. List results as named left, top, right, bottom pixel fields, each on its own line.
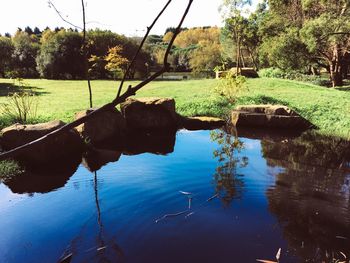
left=214, top=71, right=247, bottom=104
left=0, top=79, right=38, bottom=123
left=258, top=67, right=330, bottom=86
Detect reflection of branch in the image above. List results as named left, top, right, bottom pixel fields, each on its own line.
left=0, top=0, right=194, bottom=161
left=48, top=0, right=83, bottom=30
left=94, top=171, right=102, bottom=228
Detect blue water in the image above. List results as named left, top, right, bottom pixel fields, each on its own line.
left=0, top=129, right=350, bottom=263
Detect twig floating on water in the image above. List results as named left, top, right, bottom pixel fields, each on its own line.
left=179, top=191, right=193, bottom=196
left=59, top=253, right=73, bottom=263
left=188, top=197, right=192, bottom=210
left=206, top=193, right=219, bottom=202
left=185, top=212, right=195, bottom=219
left=97, top=246, right=107, bottom=252
left=155, top=211, right=188, bottom=223
left=276, top=248, right=281, bottom=261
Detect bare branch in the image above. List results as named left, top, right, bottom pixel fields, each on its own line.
left=116, top=0, right=172, bottom=98
left=0, top=0, right=194, bottom=161
left=48, top=0, right=83, bottom=30
left=81, top=0, right=93, bottom=108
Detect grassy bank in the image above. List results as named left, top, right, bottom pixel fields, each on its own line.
left=0, top=78, right=349, bottom=138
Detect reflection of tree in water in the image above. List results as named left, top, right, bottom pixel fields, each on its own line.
left=263, top=132, right=350, bottom=262
left=210, top=128, right=248, bottom=205
left=59, top=171, right=123, bottom=263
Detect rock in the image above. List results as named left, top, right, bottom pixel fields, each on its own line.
left=0, top=120, right=83, bottom=165
left=75, top=107, right=126, bottom=144
left=231, top=105, right=313, bottom=130
left=120, top=97, right=178, bottom=131
left=82, top=148, right=122, bottom=172
left=180, top=116, right=226, bottom=130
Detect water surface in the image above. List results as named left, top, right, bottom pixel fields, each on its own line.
left=1, top=128, right=350, bottom=263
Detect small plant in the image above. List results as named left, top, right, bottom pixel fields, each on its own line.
left=1, top=79, right=38, bottom=123
left=214, top=70, right=247, bottom=104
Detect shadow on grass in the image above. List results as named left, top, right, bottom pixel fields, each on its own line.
left=335, top=86, right=350, bottom=92
left=0, top=82, right=48, bottom=97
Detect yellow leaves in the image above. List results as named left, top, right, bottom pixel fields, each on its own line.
left=104, top=45, right=129, bottom=73
left=163, top=27, right=221, bottom=48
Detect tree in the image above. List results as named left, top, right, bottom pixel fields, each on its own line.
left=36, top=29, right=85, bottom=79
left=161, top=27, right=221, bottom=72
left=11, top=30, right=40, bottom=78
left=259, top=27, right=311, bottom=70
left=263, top=0, right=350, bottom=87
left=104, top=46, right=129, bottom=79
left=0, top=37, right=14, bottom=77
left=24, top=26, right=34, bottom=35
left=220, top=0, right=252, bottom=74
left=33, top=27, right=42, bottom=36
left=300, top=0, right=350, bottom=87
left=190, top=40, right=222, bottom=75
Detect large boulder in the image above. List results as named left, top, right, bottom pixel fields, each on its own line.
left=120, top=97, right=178, bottom=131
left=75, top=107, right=126, bottom=144
left=180, top=116, right=226, bottom=130
left=231, top=105, right=313, bottom=130
left=0, top=120, right=83, bottom=165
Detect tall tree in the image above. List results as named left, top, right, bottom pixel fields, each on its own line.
left=36, top=29, right=84, bottom=79
left=220, top=0, right=252, bottom=74
left=264, top=0, right=350, bottom=87
left=0, top=37, right=14, bottom=77
left=300, top=0, right=350, bottom=86
left=11, top=30, right=40, bottom=78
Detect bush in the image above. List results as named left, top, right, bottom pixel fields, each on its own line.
left=258, top=67, right=330, bottom=86
left=0, top=79, right=38, bottom=123
left=214, top=71, right=247, bottom=104
left=258, top=68, right=287, bottom=78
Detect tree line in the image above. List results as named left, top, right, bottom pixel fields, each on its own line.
left=1, top=0, right=350, bottom=87
left=0, top=26, right=221, bottom=80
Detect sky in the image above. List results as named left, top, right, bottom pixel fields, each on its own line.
left=0, top=0, right=259, bottom=36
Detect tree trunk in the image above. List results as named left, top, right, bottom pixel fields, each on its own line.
left=247, top=47, right=258, bottom=71
left=240, top=50, right=246, bottom=68
left=329, top=63, right=343, bottom=87
left=329, top=46, right=343, bottom=87
left=236, top=37, right=241, bottom=76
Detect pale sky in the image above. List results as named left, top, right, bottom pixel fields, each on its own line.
left=0, top=0, right=259, bottom=36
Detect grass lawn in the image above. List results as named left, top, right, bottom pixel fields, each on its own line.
left=0, top=77, right=349, bottom=138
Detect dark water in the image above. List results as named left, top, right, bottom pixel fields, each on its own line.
left=1, top=128, right=350, bottom=263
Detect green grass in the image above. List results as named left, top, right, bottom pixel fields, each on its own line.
left=0, top=77, right=349, bottom=138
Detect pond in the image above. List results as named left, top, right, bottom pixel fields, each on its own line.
left=0, top=128, right=350, bottom=263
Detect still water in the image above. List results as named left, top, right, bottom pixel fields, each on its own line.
left=0, top=128, right=350, bottom=263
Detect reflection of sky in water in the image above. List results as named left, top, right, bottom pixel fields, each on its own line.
left=0, top=130, right=349, bottom=263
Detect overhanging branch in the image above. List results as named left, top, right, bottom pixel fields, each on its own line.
left=0, top=0, right=194, bottom=161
